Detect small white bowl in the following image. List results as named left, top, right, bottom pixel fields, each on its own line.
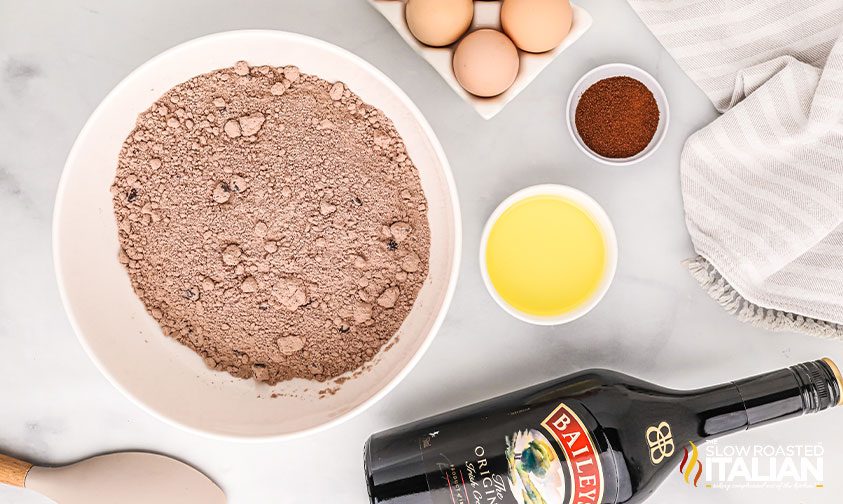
left=479, top=184, right=617, bottom=325
left=566, top=63, right=669, bottom=166
left=53, top=30, right=461, bottom=441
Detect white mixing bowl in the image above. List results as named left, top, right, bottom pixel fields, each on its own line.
left=53, top=31, right=461, bottom=440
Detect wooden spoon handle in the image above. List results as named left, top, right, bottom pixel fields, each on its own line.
left=0, top=453, right=32, bottom=488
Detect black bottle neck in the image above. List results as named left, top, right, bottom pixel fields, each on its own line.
left=688, top=358, right=842, bottom=440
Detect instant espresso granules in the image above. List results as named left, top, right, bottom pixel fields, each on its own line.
left=574, top=76, right=659, bottom=159
left=112, top=61, right=430, bottom=385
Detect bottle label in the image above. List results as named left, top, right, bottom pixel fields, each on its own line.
left=540, top=403, right=604, bottom=504
left=419, top=400, right=605, bottom=504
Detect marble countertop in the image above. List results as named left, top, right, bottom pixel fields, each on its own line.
left=1, top=1, right=841, bottom=503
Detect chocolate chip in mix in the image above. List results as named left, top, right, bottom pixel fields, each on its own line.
left=111, top=61, right=430, bottom=385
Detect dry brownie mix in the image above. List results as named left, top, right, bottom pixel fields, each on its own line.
left=111, top=61, right=430, bottom=385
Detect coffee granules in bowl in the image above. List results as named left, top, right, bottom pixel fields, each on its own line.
left=574, top=76, right=659, bottom=159
left=111, top=61, right=430, bottom=385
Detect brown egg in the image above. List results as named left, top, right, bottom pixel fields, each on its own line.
left=405, top=0, right=474, bottom=47
left=452, top=29, right=520, bottom=97
left=501, top=0, right=573, bottom=53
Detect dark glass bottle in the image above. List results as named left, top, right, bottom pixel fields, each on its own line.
left=365, top=358, right=842, bottom=504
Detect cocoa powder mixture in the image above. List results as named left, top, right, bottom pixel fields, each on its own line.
left=112, top=61, right=430, bottom=385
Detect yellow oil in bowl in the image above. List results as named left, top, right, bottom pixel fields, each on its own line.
left=484, top=194, right=607, bottom=318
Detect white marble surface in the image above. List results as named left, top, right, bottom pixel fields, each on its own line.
left=1, top=1, right=841, bottom=503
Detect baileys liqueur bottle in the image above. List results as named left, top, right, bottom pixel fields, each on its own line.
left=364, top=358, right=842, bottom=504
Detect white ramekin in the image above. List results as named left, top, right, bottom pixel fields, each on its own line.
left=479, top=184, right=618, bottom=325
left=566, top=63, right=669, bottom=166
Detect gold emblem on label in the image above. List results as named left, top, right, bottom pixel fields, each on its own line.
left=645, top=421, right=674, bottom=464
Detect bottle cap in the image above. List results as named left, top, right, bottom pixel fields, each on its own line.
left=789, top=359, right=843, bottom=413
left=821, top=358, right=843, bottom=407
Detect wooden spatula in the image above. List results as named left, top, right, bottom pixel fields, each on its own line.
left=0, top=452, right=226, bottom=503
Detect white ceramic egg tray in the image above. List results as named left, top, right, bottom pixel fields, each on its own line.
left=369, top=0, right=592, bottom=119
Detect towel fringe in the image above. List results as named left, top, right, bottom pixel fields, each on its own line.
left=684, top=256, right=843, bottom=340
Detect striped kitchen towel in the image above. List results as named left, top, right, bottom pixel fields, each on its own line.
left=628, top=0, right=843, bottom=338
